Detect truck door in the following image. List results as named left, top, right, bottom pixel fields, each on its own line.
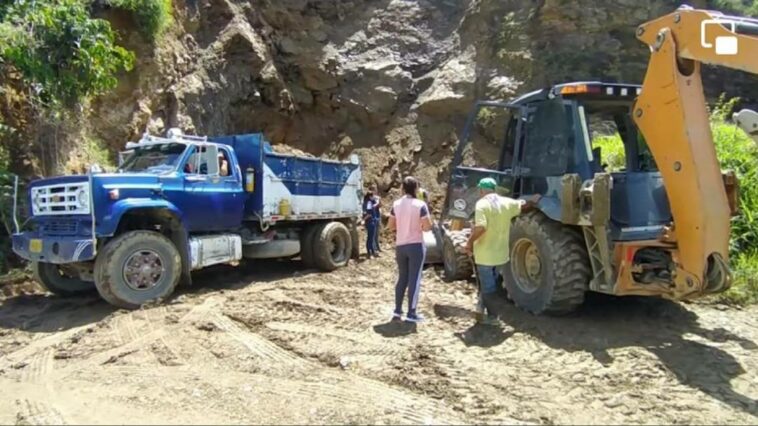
left=444, top=103, right=522, bottom=221
left=179, top=144, right=245, bottom=232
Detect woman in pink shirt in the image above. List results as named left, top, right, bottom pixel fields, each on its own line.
left=388, top=177, right=433, bottom=323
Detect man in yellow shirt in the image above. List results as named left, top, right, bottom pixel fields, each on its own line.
left=465, top=177, right=540, bottom=324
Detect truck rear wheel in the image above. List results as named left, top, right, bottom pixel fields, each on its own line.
left=349, top=223, right=360, bottom=260
left=32, top=262, right=95, bottom=297
left=94, top=231, right=181, bottom=309
left=442, top=229, right=473, bottom=282
left=504, top=212, right=590, bottom=315
left=300, top=223, right=322, bottom=268
left=314, top=222, right=352, bottom=272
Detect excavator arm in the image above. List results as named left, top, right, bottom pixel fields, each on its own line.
left=633, top=7, right=758, bottom=296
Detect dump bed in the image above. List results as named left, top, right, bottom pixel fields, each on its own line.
left=211, top=133, right=362, bottom=221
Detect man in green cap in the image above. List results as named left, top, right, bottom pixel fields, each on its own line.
left=465, top=177, right=540, bottom=324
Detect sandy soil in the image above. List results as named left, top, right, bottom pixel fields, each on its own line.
left=0, top=252, right=756, bottom=425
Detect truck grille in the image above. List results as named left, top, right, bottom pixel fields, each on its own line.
left=40, top=220, right=80, bottom=236
left=31, top=183, right=91, bottom=215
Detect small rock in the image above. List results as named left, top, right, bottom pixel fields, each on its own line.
left=339, top=356, right=351, bottom=369
left=605, top=397, right=624, bottom=409
left=11, top=361, right=28, bottom=369
left=196, top=321, right=218, bottom=332
left=54, top=351, right=73, bottom=360
left=571, top=373, right=585, bottom=382
left=171, top=295, right=188, bottom=305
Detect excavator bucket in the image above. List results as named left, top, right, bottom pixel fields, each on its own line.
left=733, top=109, right=758, bottom=145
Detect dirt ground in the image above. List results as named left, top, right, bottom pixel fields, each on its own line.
left=0, top=251, right=756, bottom=425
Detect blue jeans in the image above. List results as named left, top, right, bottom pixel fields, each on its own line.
left=366, top=219, right=378, bottom=255
left=395, top=243, right=426, bottom=317
left=477, top=264, right=504, bottom=295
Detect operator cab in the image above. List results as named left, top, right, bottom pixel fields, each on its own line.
left=444, top=81, right=672, bottom=242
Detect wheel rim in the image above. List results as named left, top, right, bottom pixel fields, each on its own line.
left=512, top=238, right=543, bottom=294
left=328, top=233, right=347, bottom=263
left=123, top=249, right=165, bottom=291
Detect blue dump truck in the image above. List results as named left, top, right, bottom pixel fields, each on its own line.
left=11, top=129, right=363, bottom=308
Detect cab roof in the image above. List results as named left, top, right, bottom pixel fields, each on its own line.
left=509, top=81, right=642, bottom=106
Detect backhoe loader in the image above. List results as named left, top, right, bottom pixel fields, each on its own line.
left=427, top=6, right=758, bottom=315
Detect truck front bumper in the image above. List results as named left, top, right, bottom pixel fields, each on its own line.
left=12, top=232, right=95, bottom=264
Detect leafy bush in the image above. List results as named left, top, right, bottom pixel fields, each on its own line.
left=108, top=0, right=173, bottom=41
left=592, top=135, right=626, bottom=171
left=1, top=0, right=135, bottom=108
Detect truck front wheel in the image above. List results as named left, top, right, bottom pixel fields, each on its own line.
left=94, top=231, right=181, bottom=309
left=32, top=262, right=95, bottom=297
left=314, top=222, right=352, bottom=272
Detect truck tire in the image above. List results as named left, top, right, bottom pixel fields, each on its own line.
left=313, top=221, right=352, bottom=272
left=442, top=229, right=473, bottom=282
left=32, top=262, right=95, bottom=297
left=504, top=212, right=590, bottom=315
left=300, top=223, right=323, bottom=268
left=94, top=231, right=181, bottom=309
left=349, top=224, right=360, bottom=260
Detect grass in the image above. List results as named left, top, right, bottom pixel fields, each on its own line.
left=108, top=0, right=173, bottom=41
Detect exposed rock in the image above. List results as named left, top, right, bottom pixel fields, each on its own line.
left=16, top=0, right=754, bottom=192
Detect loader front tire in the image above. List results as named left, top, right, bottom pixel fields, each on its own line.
left=94, top=231, right=181, bottom=310
left=442, top=229, right=473, bottom=282
left=504, top=212, right=590, bottom=315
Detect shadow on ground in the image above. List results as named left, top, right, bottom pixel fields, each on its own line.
left=0, top=258, right=309, bottom=334
left=436, top=292, right=757, bottom=417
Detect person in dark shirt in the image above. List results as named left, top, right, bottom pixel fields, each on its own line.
left=363, top=188, right=380, bottom=258
left=368, top=184, right=382, bottom=254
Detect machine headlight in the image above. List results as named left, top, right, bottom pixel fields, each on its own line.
left=77, top=188, right=89, bottom=208
left=33, top=191, right=41, bottom=208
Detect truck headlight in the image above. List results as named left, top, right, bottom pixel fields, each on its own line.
left=77, top=189, right=89, bottom=208
left=33, top=192, right=41, bottom=209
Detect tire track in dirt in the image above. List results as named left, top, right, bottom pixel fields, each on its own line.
left=46, top=297, right=224, bottom=380
left=264, top=321, right=408, bottom=368
left=20, top=347, right=54, bottom=384
left=15, top=398, right=67, bottom=425
left=210, top=312, right=303, bottom=369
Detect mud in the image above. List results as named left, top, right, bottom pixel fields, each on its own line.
left=0, top=254, right=755, bottom=424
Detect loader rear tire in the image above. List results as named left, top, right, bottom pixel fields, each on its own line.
left=314, top=221, right=352, bottom=272
left=33, top=262, right=95, bottom=297
left=504, top=212, right=590, bottom=315
left=442, top=229, right=473, bottom=282
left=94, top=231, right=181, bottom=310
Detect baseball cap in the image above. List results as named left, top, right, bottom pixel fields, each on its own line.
left=477, top=177, right=497, bottom=190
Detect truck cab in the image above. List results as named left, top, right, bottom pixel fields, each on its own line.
left=12, top=129, right=362, bottom=309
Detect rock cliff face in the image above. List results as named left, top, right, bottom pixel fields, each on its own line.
left=66, top=0, right=758, bottom=198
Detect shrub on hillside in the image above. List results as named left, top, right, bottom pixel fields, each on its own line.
left=108, top=0, right=173, bottom=41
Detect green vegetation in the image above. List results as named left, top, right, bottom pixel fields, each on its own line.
left=1, top=0, right=135, bottom=108
left=592, top=135, right=625, bottom=171
left=108, top=0, right=173, bottom=41
left=711, top=0, right=758, bottom=17
left=592, top=96, right=758, bottom=304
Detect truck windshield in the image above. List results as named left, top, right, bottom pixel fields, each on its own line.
left=119, top=143, right=187, bottom=174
